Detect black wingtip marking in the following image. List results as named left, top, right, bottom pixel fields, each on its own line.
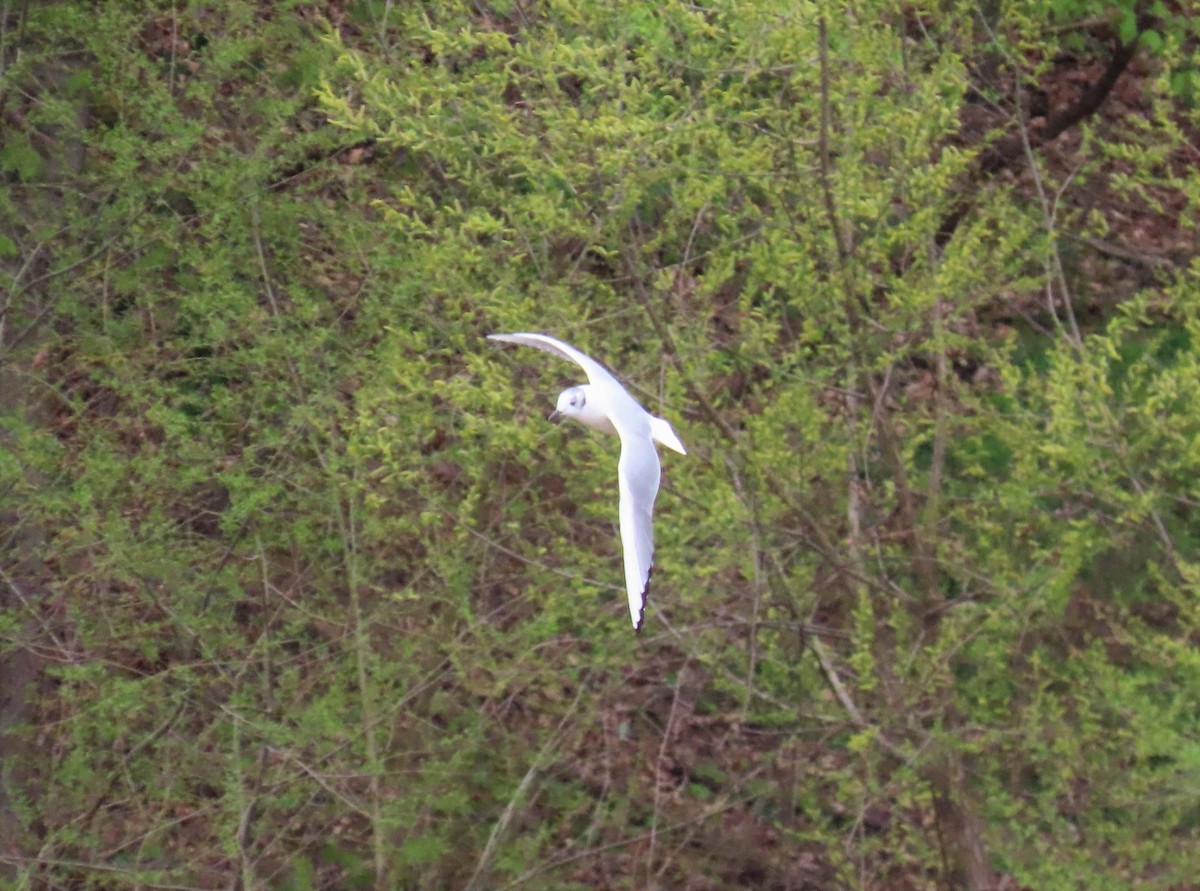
left=633, top=568, right=652, bottom=633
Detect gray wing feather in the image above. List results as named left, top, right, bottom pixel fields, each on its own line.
left=487, top=333, right=620, bottom=388
left=617, top=436, right=660, bottom=631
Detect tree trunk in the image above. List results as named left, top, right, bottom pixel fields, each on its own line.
left=927, top=749, right=995, bottom=891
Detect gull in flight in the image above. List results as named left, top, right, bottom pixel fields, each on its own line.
left=488, top=333, right=687, bottom=631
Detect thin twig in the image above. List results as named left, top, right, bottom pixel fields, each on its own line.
left=464, top=674, right=590, bottom=891
left=647, top=660, right=690, bottom=880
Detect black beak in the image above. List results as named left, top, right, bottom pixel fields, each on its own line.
left=548, top=410, right=561, bottom=422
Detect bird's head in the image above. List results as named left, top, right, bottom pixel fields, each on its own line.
left=550, top=386, right=587, bottom=422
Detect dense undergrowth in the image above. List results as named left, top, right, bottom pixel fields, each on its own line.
left=2, top=1, right=1198, bottom=888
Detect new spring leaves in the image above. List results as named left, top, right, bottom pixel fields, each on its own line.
left=489, top=333, right=686, bottom=631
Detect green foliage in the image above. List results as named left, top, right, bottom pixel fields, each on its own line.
left=1, top=0, right=1197, bottom=888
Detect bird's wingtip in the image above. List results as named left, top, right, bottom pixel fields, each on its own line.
left=487, top=332, right=544, bottom=345
left=632, top=569, right=651, bottom=633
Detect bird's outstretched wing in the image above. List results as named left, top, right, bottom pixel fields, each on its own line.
left=488, top=333, right=620, bottom=389
left=617, top=435, right=661, bottom=631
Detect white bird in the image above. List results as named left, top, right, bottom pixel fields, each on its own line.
left=488, top=333, right=686, bottom=631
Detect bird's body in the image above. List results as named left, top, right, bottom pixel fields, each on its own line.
left=488, top=332, right=686, bottom=631
left=555, top=386, right=620, bottom=437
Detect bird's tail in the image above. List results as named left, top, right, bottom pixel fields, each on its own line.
left=650, top=416, right=687, bottom=455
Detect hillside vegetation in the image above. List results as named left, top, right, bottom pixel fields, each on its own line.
left=2, top=1, right=1198, bottom=888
